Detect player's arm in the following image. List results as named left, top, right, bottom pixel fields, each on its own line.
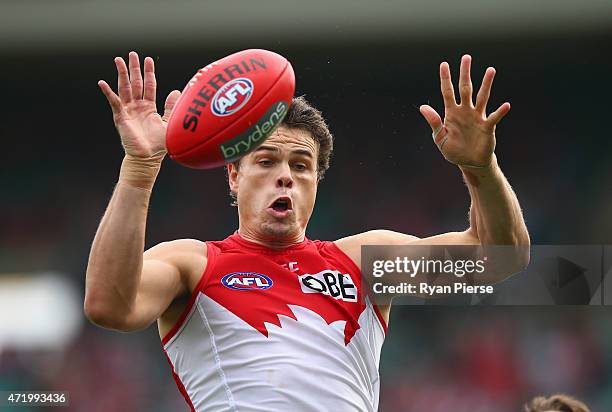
left=84, top=51, right=191, bottom=331
left=417, top=55, right=530, bottom=256
left=375, top=156, right=528, bottom=252
left=337, top=56, right=529, bottom=285
left=85, top=196, right=206, bottom=332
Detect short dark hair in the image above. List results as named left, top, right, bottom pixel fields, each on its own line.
left=524, top=394, right=590, bottom=412
left=228, top=96, right=334, bottom=205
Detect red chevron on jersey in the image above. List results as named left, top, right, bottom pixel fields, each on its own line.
left=203, top=232, right=366, bottom=345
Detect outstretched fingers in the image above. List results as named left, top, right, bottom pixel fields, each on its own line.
left=439, top=62, right=457, bottom=108
left=143, top=57, right=157, bottom=102
left=98, top=80, right=122, bottom=115
left=458, top=54, right=473, bottom=106
left=115, top=56, right=132, bottom=103
left=475, top=67, right=496, bottom=114
left=128, top=51, right=143, bottom=100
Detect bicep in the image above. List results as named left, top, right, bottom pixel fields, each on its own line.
left=121, top=239, right=206, bottom=331
left=406, top=230, right=479, bottom=246
left=363, top=229, right=480, bottom=246
left=120, top=259, right=184, bottom=331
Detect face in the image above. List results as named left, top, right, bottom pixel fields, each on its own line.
left=228, top=126, right=319, bottom=244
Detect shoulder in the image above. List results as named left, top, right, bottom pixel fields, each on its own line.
left=145, top=238, right=207, bottom=260
left=335, top=229, right=420, bottom=250
left=144, top=239, right=208, bottom=284
left=333, top=230, right=420, bottom=264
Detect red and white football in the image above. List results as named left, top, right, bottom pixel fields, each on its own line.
left=166, top=49, right=295, bottom=169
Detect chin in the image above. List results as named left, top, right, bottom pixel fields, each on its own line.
left=261, top=222, right=297, bottom=240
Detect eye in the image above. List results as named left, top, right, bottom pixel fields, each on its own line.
left=258, top=159, right=273, bottom=167
left=293, top=163, right=307, bottom=171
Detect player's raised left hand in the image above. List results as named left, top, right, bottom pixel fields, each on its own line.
left=419, top=55, right=510, bottom=168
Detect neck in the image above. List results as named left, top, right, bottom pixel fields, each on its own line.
left=237, top=226, right=305, bottom=250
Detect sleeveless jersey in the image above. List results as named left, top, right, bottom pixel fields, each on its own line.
left=162, top=232, right=387, bottom=411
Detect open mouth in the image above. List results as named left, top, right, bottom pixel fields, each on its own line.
left=269, top=196, right=293, bottom=213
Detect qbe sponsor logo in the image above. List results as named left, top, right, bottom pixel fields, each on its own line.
left=211, top=78, right=254, bottom=117
left=222, top=272, right=273, bottom=291
left=299, top=270, right=357, bottom=302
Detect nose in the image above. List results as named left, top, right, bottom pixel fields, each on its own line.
left=276, top=163, right=293, bottom=189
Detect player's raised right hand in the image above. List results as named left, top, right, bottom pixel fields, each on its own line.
left=98, top=51, right=181, bottom=159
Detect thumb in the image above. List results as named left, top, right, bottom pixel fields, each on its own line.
left=419, top=105, right=446, bottom=146
left=162, top=90, right=182, bottom=122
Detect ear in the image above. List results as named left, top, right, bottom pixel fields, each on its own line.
left=227, top=162, right=239, bottom=193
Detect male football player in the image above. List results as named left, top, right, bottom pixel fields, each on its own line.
left=85, top=51, right=529, bottom=411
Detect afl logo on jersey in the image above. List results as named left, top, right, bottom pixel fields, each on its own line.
left=222, top=272, right=273, bottom=291
left=211, top=78, right=254, bottom=116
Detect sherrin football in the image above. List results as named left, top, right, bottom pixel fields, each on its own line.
left=166, top=49, right=295, bottom=169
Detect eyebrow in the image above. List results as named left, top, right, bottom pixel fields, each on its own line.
left=253, top=145, right=314, bottom=158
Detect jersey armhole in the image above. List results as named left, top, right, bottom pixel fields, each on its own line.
left=161, top=241, right=218, bottom=346
left=326, top=241, right=388, bottom=334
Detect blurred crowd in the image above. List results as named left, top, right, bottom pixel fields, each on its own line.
left=380, top=307, right=611, bottom=411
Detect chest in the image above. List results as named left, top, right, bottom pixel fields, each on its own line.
left=201, top=251, right=365, bottom=342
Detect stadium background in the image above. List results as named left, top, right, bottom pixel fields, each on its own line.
left=1, top=1, right=611, bottom=411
